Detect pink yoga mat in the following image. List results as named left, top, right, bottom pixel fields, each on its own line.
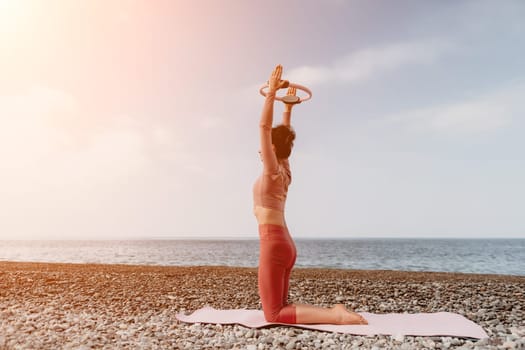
left=176, top=307, right=488, bottom=339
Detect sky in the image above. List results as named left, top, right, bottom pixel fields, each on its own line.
left=1, top=0, right=524, bottom=239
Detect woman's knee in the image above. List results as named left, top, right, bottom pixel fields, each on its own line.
left=263, top=308, right=280, bottom=322
left=263, top=305, right=296, bottom=323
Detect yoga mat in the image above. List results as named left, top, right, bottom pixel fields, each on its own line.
left=176, top=307, right=488, bottom=339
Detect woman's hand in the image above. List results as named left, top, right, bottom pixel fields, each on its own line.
left=268, top=64, right=289, bottom=93
left=284, top=87, right=300, bottom=112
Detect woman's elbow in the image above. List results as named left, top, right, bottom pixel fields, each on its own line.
left=259, top=123, right=272, bottom=131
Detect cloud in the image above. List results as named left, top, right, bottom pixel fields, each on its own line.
left=0, top=85, right=194, bottom=199
left=0, top=85, right=189, bottom=162
left=0, top=85, right=220, bottom=182
left=0, top=85, right=212, bottom=238
left=0, top=86, right=150, bottom=189
left=286, top=39, right=455, bottom=87
left=378, top=81, right=525, bottom=134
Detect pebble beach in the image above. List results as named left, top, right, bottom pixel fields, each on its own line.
left=0, top=262, right=523, bottom=349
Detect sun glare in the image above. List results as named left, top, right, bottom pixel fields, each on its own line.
left=0, top=0, right=16, bottom=13
left=0, top=0, right=28, bottom=30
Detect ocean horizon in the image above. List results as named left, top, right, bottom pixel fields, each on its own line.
left=1, top=238, right=523, bottom=276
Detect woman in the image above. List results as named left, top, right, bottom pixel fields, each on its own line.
left=253, top=65, right=368, bottom=325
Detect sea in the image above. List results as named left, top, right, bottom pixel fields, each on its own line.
left=0, top=239, right=523, bottom=276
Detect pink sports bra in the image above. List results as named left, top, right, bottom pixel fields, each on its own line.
left=253, top=159, right=291, bottom=212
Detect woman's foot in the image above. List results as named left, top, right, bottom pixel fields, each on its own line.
left=332, top=304, right=368, bottom=325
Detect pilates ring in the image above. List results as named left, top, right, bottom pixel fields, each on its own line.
left=259, top=83, right=312, bottom=104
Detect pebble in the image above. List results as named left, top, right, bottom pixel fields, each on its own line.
left=285, top=340, right=296, bottom=350
left=501, top=341, right=517, bottom=349
left=393, top=334, right=405, bottom=342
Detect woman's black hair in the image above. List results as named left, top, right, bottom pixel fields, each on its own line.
left=271, top=124, right=296, bottom=159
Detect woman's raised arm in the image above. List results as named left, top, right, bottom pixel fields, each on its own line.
left=281, top=86, right=300, bottom=127
left=259, top=65, right=288, bottom=174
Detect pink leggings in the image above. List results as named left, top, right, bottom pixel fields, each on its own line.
left=258, top=224, right=297, bottom=323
